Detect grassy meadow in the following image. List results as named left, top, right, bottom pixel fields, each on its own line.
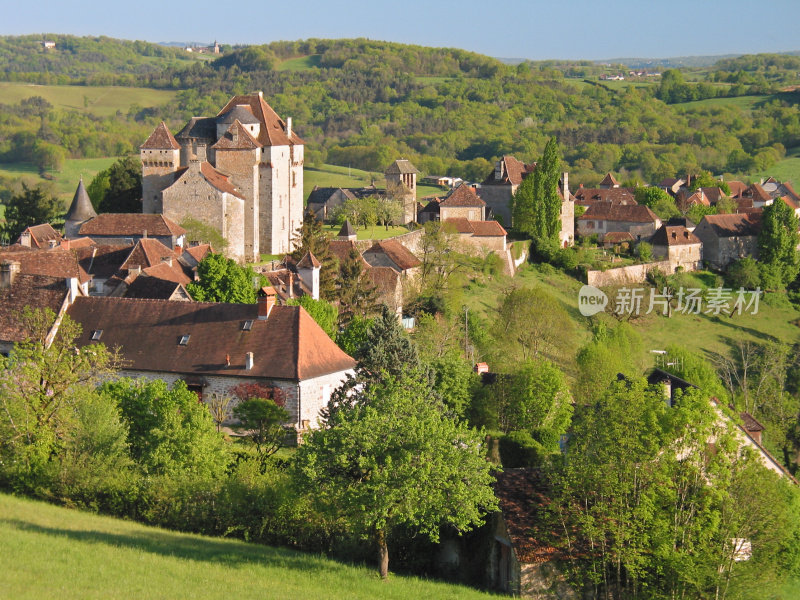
left=276, top=54, right=322, bottom=71
left=305, top=163, right=444, bottom=200
left=0, top=157, right=119, bottom=205
left=0, top=492, right=494, bottom=600
left=0, top=82, right=178, bottom=117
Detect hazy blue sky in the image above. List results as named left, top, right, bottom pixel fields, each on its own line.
left=4, top=0, right=800, bottom=61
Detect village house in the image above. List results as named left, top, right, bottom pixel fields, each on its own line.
left=478, top=155, right=536, bottom=226
left=571, top=185, right=636, bottom=208
left=438, top=185, right=486, bottom=222
left=649, top=225, right=703, bottom=271
left=692, top=213, right=761, bottom=269
left=74, top=213, right=186, bottom=249
left=442, top=218, right=508, bottom=256
left=362, top=239, right=422, bottom=278
left=577, top=203, right=661, bottom=241
left=17, top=223, right=62, bottom=249
left=66, top=293, right=356, bottom=431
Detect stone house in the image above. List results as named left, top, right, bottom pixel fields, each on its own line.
left=488, top=468, right=577, bottom=598
left=442, top=218, right=508, bottom=255
left=478, top=155, right=536, bottom=226
left=76, top=213, right=186, bottom=249
left=141, top=92, right=304, bottom=260
left=692, top=213, right=761, bottom=269
left=66, top=294, right=356, bottom=431
left=649, top=225, right=703, bottom=271
left=17, top=223, right=62, bottom=249
left=438, top=185, right=486, bottom=222
left=577, top=203, right=661, bottom=241
left=362, top=239, right=422, bottom=278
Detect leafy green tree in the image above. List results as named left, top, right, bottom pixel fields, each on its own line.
left=634, top=185, right=672, bottom=208
left=294, top=374, right=498, bottom=579
left=419, top=221, right=460, bottom=294
left=726, top=257, right=761, bottom=290
left=758, top=197, right=800, bottom=288
left=179, top=217, right=228, bottom=250
left=689, top=170, right=731, bottom=195
left=513, top=137, right=562, bottom=242
left=86, top=169, right=110, bottom=211
left=430, top=351, right=479, bottom=419
left=102, top=378, right=229, bottom=478
left=336, top=315, right=373, bottom=356
left=286, top=295, right=338, bottom=340
left=511, top=168, right=536, bottom=234
left=355, top=304, right=423, bottom=381
left=291, top=208, right=338, bottom=300
left=508, top=359, right=572, bottom=449
left=0, top=309, right=116, bottom=487
left=2, top=183, right=61, bottom=240
left=232, top=398, right=289, bottom=463
left=186, top=253, right=265, bottom=303
left=637, top=241, right=653, bottom=262
left=97, top=156, right=142, bottom=213
left=575, top=322, right=644, bottom=403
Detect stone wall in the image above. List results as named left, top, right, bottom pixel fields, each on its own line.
left=216, top=147, right=261, bottom=261
left=141, top=147, right=180, bottom=214
left=440, top=205, right=484, bottom=221
left=477, top=184, right=513, bottom=227
left=587, top=260, right=672, bottom=287
left=390, top=228, right=426, bottom=255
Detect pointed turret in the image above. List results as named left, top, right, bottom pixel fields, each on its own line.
left=64, top=178, right=97, bottom=239
left=296, top=251, right=321, bottom=300
left=337, top=219, right=357, bottom=241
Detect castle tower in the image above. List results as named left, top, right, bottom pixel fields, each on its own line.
left=385, top=159, right=419, bottom=224
left=141, top=122, right=180, bottom=214
left=212, top=120, right=261, bottom=262
left=64, top=178, right=97, bottom=239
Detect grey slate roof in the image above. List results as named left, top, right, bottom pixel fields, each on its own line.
left=217, top=104, right=260, bottom=125
left=175, top=117, right=217, bottom=140
left=385, top=159, right=420, bottom=175
left=338, top=220, right=356, bottom=238
left=65, top=179, right=97, bottom=223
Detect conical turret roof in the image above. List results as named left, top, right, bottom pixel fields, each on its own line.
left=65, top=179, right=97, bottom=223
left=338, top=219, right=356, bottom=238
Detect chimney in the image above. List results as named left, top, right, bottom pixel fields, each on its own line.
left=130, top=266, right=142, bottom=277
left=66, top=276, right=79, bottom=304
left=288, top=271, right=294, bottom=299
left=48, top=238, right=58, bottom=249
left=257, top=91, right=263, bottom=99
left=286, top=117, right=292, bottom=139
left=143, top=229, right=148, bottom=239
left=562, top=172, right=569, bottom=199
left=0, top=260, right=20, bottom=289
left=19, top=231, right=31, bottom=247
left=257, top=286, right=277, bottom=319
left=162, top=256, right=173, bottom=267
left=245, top=352, right=254, bottom=370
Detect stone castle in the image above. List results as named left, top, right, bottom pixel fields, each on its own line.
left=140, top=92, right=304, bottom=261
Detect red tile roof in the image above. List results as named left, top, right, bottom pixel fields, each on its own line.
left=699, top=213, right=761, bottom=237
left=140, top=121, right=180, bottom=150
left=442, top=218, right=474, bottom=234
left=385, top=159, right=420, bottom=175
left=650, top=225, right=701, bottom=247
left=216, top=93, right=303, bottom=147
left=140, top=261, right=191, bottom=286
left=364, top=240, right=422, bottom=271
left=470, top=220, right=507, bottom=236
left=328, top=240, right=364, bottom=266
left=440, top=185, right=486, bottom=208
left=727, top=180, right=748, bottom=197
left=211, top=119, right=260, bottom=150
left=79, top=214, right=186, bottom=238
left=0, top=247, right=90, bottom=284
left=120, top=238, right=176, bottom=271
left=123, top=275, right=187, bottom=301
left=600, top=172, right=620, bottom=187
left=572, top=187, right=636, bottom=206
left=579, top=203, right=659, bottom=223
left=20, top=223, right=61, bottom=248
left=483, top=155, right=536, bottom=186
left=67, top=298, right=355, bottom=381
left=0, top=274, right=70, bottom=343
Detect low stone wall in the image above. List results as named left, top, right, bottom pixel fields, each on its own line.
left=587, top=260, right=672, bottom=287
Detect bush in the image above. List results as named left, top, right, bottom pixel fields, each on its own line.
left=498, top=431, right=546, bottom=468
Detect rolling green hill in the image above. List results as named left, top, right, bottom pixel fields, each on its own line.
left=0, top=492, right=493, bottom=600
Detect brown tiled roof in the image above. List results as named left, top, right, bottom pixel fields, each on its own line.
left=727, top=180, right=748, bottom=197
left=470, top=220, right=507, bottom=236
left=442, top=218, right=473, bottom=234
left=216, top=93, right=303, bottom=147
left=217, top=104, right=260, bottom=125
left=79, top=214, right=186, bottom=238
left=140, top=261, right=191, bottom=286
left=699, top=213, right=761, bottom=237
left=175, top=117, right=216, bottom=140
left=440, top=185, right=486, bottom=208
left=264, top=269, right=311, bottom=302
left=196, top=162, right=245, bottom=199
left=495, top=469, right=562, bottom=564
left=211, top=119, right=260, bottom=150
left=744, top=183, right=771, bottom=203
left=659, top=177, right=684, bottom=188
left=296, top=251, right=321, bottom=269
left=384, top=159, right=420, bottom=175
left=123, top=275, right=187, bottom=300
left=572, top=187, right=637, bottom=205
left=20, top=223, right=61, bottom=248
left=76, top=244, right=134, bottom=280
left=183, top=244, right=213, bottom=265
left=63, top=237, right=96, bottom=249
left=140, top=121, right=180, bottom=150
left=0, top=247, right=90, bottom=284
left=65, top=179, right=97, bottom=223
left=600, top=172, right=620, bottom=187
left=579, top=203, right=659, bottom=223
left=650, top=225, right=701, bottom=247
left=367, top=266, right=400, bottom=301
left=699, top=187, right=725, bottom=205
left=0, top=274, right=69, bottom=343
left=67, top=298, right=355, bottom=380
left=678, top=190, right=710, bottom=208
left=120, top=239, right=176, bottom=271
left=483, top=155, right=536, bottom=186
left=364, top=240, right=422, bottom=271
left=781, top=196, right=800, bottom=211
left=741, top=412, right=765, bottom=433
left=602, top=231, right=635, bottom=243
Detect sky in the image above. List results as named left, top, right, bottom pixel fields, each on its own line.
left=3, top=0, right=800, bottom=61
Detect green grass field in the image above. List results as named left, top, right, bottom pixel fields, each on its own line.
left=676, top=94, right=768, bottom=113
left=323, top=223, right=411, bottom=241
left=0, top=492, right=494, bottom=600
left=0, top=157, right=119, bottom=206
left=305, top=164, right=443, bottom=201
left=0, top=82, right=178, bottom=117
left=276, top=54, right=322, bottom=71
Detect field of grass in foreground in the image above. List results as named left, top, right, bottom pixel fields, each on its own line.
left=0, top=82, right=178, bottom=117
left=0, top=493, right=494, bottom=600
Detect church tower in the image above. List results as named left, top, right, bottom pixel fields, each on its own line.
left=141, top=122, right=180, bottom=214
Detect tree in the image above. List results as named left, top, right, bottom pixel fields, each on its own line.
left=286, top=295, right=338, bottom=340
left=491, top=286, right=574, bottom=365
left=355, top=304, right=423, bottom=381
left=97, top=156, right=142, bottom=213
left=102, top=378, right=229, bottom=478
left=294, top=374, right=498, bottom=579
left=511, top=168, right=536, bottom=234
left=232, top=398, right=289, bottom=464
left=726, top=257, right=761, bottom=289
left=634, top=185, right=671, bottom=208
left=86, top=168, right=110, bottom=211
left=512, top=137, right=562, bottom=242
left=419, top=221, right=460, bottom=294
left=689, top=170, right=731, bottom=195
left=508, top=359, right=572, bottom=449
left=0, top=308, right=116, bottom=485
left=180, top=217, right=228, bottom=250
left=430, top=351, right=480, bottom=419
left=2, top=183, right=61, bottom=240
left=758, top=197, right=800, bottom=288
left=336, top=247, right=378, bottom=326
left=186, top=253, right=265, bottom=303
left=291, top=208, right=338, bottom=300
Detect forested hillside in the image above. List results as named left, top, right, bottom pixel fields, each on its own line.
left=2, top=35, right=800, bottom=189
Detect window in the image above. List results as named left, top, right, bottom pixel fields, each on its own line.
left=91, top=329, right=103, bottom=341
left=179, top=334, right=190, bottom=346
left=242, top=320, right=254, bottom=331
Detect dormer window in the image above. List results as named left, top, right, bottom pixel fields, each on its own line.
left=91, top=330, right=103, bottom=341
left=179, top=334, right=190, bottom=346
left=242, top=320, right=254, bottom=331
